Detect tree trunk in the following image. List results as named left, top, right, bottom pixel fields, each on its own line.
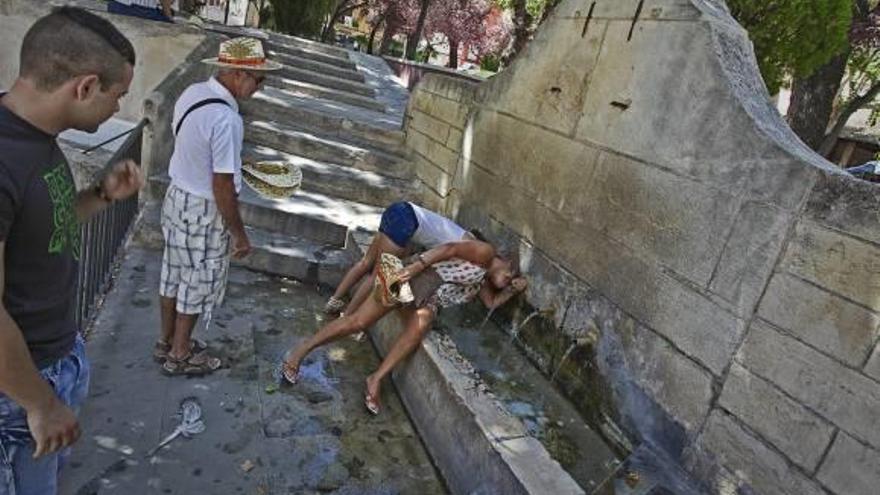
left=367, top=16, right=384, bottom=54
left=786, top=52, right=850, bottom=150
left=405, top=0, right=430, bottom=60
left=321, top=1, right=367, bottom=42
left=448, top=40, right=459, bottom=68
left=379, top=27, right=394, bottom=55
left=818, top=80, right=880, bottom=157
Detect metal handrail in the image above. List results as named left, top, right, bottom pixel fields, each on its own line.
left=74, top=119, right=146, bottom=332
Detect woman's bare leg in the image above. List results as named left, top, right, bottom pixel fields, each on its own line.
left=365, top=306, right=435, bottom=406
left=285, top=290, right=391, bottom=374
left=329, top=236, right=381, bottom=304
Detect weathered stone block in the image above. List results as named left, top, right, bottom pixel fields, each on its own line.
left=696, top=410, right=827, bottom=495
left=574, top=20, right=817, bottom=210
left=758, top=273, right=880, bottom=367
left=581, top=152, right=741, bottom=286
left=411, top=90, right=470, bottom=127
left=418, top=73, right=477, bottom=104
left=709, top=202, right=791, bottom=316
left=611, top=312, right=715, bottom=432
left=805, top=169, right=880, bottom=246
left=866, top=345, right=880, bottom=382
left=469, top=110, right=601, bottom=218
left=738, top=322, right=880, bottom=449
left=718, top=363, right=835, bottom=471
left=413, top=153, right=451, bottom=196
left=409, top=109, right=452, bottom=145
left=462, top=166, right=745, bottom=375
left=446, top=127, right=464, bottom=152
left=478, top=17, right=606, bottom=135
left=782, top=220, right=880, bottom=313
left=817, top=433, right=880, bottom=495
left=406, top=129, right=460, bottom=174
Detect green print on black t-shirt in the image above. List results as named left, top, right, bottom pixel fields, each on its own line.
left=42, top=162, right=80, bottom=260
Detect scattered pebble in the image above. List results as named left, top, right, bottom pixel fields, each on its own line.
left=240, top=459, right=256, bottom=473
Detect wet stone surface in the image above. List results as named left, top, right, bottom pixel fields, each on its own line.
left=59, top=247, right=447, bottom=495
left=435, top=304, right=623, bottom=493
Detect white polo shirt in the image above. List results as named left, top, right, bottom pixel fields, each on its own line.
left=168, top=77, right=243, bottom=200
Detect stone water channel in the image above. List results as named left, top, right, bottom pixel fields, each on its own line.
left=435, top=303, right=703, bottom=495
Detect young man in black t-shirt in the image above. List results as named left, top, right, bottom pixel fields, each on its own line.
left=0, top=7, right=144, bottom=493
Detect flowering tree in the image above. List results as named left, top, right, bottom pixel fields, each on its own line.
left=426, top=0, right=511, bottom=67
left=361, top=0, right=511, bottom=65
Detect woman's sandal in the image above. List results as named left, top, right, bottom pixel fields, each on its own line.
left=162, top=351, right=222, bottom=376
left=364, top=382, right=381, bottom=415
left=153, top=338, right=208, bottom=362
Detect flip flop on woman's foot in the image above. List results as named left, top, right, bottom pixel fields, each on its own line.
left=364, top=379, right=381, bottom=415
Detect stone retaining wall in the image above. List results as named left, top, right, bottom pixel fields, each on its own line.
left=402, top=1, right=880, bottom=494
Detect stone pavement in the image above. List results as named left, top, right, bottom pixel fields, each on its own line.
left=59, top=247, right=447, bottom=495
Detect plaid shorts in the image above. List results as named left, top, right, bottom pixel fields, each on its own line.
left=160, top=184, right=230, bottom=317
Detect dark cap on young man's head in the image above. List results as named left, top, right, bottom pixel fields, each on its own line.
left=19, top=6, right=135, bottom=91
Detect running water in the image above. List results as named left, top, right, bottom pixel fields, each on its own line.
left=477, top=307, right=497, bottom=331
left=551, top=337, right=595, bottom=382
left=551, top=342, right=578, bottom=382
left=510, top=310, right=541, bottom=345
left=494, top=310, right=541, bottom=366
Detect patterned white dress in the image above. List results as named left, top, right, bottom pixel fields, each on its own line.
left=428, top=258, right=487, bottom=309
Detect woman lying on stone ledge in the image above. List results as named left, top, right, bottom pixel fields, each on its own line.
left=282, top=240, right=528, bottom=415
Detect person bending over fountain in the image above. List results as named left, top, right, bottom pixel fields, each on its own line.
left=323, top=201, right=479, bottom=319
left=283, top=239, right=527, bottom=414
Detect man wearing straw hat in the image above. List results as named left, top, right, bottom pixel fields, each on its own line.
left=157, top=37, right=281, bottom=375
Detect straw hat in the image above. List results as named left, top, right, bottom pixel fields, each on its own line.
left=242, top=160, right=303, bottom=199
left=374, top=253, right=414, bottom=307
left=202, top=37, right=282, bottom=71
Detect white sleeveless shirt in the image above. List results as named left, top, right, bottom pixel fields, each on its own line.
left=408, top=203, right=468, bottom=248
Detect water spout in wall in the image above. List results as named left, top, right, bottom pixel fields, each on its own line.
left=550, top=336, right=593, bottom=382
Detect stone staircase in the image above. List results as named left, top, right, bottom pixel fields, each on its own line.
left=141, top=33, right=416, bottom=287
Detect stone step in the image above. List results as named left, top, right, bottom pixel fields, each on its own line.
left=133, top=201, right=356, bottom=286
left=270, top=50, right=365, bottom=83
left=275, top=65, right=375, bottom=98
left=266, top=33, right=351, bottom=59
left=237, top=225, right=356, bottom=286
left=243, top=88, right=404, bottom=153
left=245, top=144, right=419, bottom=208
left=245, top=119, right=411, bottom=179
left=266, top=77, right=386, bottom=113
left=150, top=175, right=358, bottom=247
left=267, top=45, right=357, bottom=70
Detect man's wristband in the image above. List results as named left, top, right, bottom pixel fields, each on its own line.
left=93, top=183, right=112, bottom=203
left=417, top=253, right=428, bottom=266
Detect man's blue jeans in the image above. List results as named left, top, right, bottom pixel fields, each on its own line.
left=0, top=336, right=90, bottom=495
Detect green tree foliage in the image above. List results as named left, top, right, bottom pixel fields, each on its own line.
left=728, top=0, right=852, bottom=94
left=263, top=0, right=337, bottom=37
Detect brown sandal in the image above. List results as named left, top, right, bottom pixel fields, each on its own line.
left=162, top=351, right=222, bottom=376
left=153, top=339, right=208, bottom=362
